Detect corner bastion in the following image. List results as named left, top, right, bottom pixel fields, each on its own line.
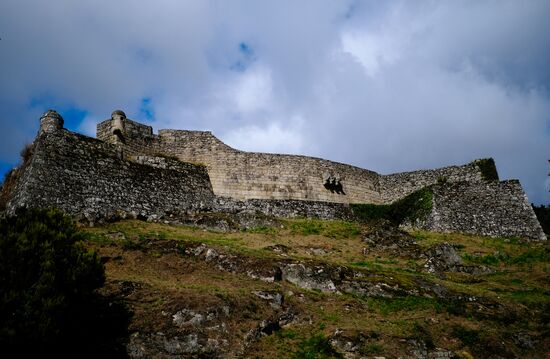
left=2, top=109, right=546, bottom=240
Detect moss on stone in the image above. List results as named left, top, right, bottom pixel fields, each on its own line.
left=473, top=158, right=499, bottom=181
left=351, top=187, right=433, bottom=225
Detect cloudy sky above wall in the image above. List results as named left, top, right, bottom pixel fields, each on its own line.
left=0, top=0, right=549, bottom=204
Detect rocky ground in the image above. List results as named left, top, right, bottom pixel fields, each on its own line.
left=82, top=215, right=549, bottom=358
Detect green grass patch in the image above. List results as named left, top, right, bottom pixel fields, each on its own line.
left=245, top=225, right=278, bottom=235
left=506, top=288, right=550, bottom=307
left=463, top=247, right=549, bottom=266
left=351, top=187, right=433, bottom=226
left=510, top=248, right=549, bottom=264
left=452, top=325, right=481, bottom=347
left=462, top=253, right=500, bottom=265
left=322, top=313, right=341, bottom=322
left=324, top=221, right=361, bottom=238
left=375, top=259, right=399, bottom=265
left=360, top=342, right=384, bottom=355
left=289, top=219, right=361, bottom=239
left=277, top=329, right=299, bottom=340
left=81, top=232, right=116, bottom=246
left=294, top=333, right=344, bottom=359
left=350, top=261, right=383, bottom=271
left=413, top=232, right=429, bottom=241
left=365, top=296, right=443, bottom=315
left=291, top=220, right=324, bottom=236
left=121, top=237, right=148, bottom=251
left=364, top=296, right=466, bottom=316
left=473, top=158, right=499, bottom=181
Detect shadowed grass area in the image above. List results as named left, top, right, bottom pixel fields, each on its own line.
left=351, top=187, right=433, bottom=225
left=79, top=218, right=550, bottom=358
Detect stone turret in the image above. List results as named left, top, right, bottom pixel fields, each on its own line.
left=111, top=109, right=126, bottom=142
left=39, top=110, right=64, bottom=134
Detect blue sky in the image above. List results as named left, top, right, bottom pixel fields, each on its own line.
left=1, top=0, right=549, bottom=204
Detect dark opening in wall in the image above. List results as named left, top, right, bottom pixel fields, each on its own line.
left=113, top=129, right=125, bottom=143
left=324, top=178, right=346, bottom=195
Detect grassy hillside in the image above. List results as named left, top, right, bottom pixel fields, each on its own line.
left=82, top=218, right=549, bottom=358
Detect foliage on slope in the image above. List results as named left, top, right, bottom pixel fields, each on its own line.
left=351, top=187, right=433, bottom=225
left=81, top=218, right=549, bottom=358
left=0, top=208, right=129, bottom=357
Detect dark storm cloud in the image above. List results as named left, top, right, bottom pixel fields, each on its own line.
left=0, top=0, right=549, bottom=203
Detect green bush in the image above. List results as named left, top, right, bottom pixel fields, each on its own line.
left=0, top=208, right=128, bottom=357
left=452, top=325, right=480, bottom=347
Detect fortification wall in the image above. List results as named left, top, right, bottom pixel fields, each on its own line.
left=379, top=164, right=485, bottom=203
left=8, top=129, right=216, bottom=223
left=6, top=110, right=546, bottom=241
left=97, top=118, right=160, bottom=157
left=422, top=181, right=546, bottom=241
left=215, top=197, right=354, bottom=220
left=97, top=118, right=382, bottom=204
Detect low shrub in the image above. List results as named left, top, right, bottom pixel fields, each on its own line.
left=452, top=325, right=480, bottom=347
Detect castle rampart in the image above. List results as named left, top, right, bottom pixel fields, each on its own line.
left=2, top=110, right=545, bottom=240
left=425, top=180, right=546, bottom=241
left=97, top=114, right=382, bottom=204
left=378, top=163, right=486, bottom=203
left=96, top=112, right=493, bottom=206
left=8, top=124, right=215, bottom=223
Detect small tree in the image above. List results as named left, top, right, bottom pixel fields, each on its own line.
left=0, top=208, right=127, bottom=357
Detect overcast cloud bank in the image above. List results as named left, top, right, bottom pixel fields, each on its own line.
left=1, top=0, right=549, bottom=203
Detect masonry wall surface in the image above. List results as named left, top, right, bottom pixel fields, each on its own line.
left=93, top=115, right=548, bottom=240
left=7, top=129, right=216, bottom=223
left=422, top=181, right=546, bottom=241
left=97, top=119, right=382, bottom=204
left=378, top=164, right=485, bottom=203
left=215, top=197, right=354, bottom=220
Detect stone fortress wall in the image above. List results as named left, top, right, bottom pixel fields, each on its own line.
left=8, top=111, right=216, bottom=223
left=424, top=180, right=546, bottom=240
left=5, top=110, right=545, bottom=240
left=97, top=116, right=381, bottom=204
left=378, top=163, right=486, bottom=203
left=97, top=112, right=487, bottom=205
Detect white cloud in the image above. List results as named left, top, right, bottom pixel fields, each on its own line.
left=222, top=118, right=305, bottom=155
left=1, top=0, right=549, bottom=203
left=232, top=67, right=273, bottom=113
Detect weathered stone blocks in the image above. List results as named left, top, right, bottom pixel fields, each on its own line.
left=4, top=110, right=546, bottom=241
